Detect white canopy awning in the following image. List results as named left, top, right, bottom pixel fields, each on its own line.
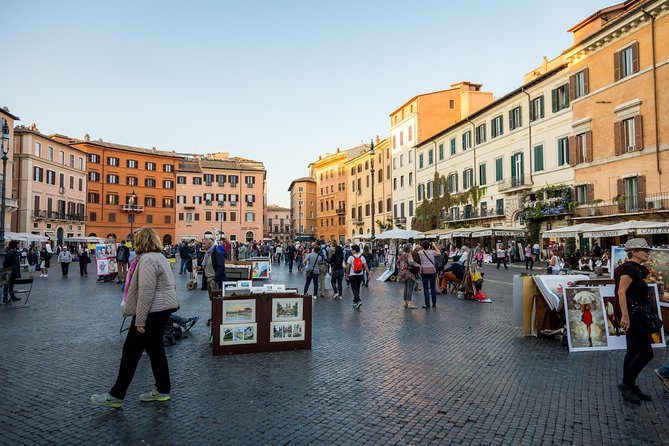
left=65, top=236, right=105, bottom=243
left=543, top=223, right=607, bottom=238
left=5, top=232, right=50, bottom=242
left=582, top=220, right=668, bottom=238
left=377, top=229, right=423, bottom=240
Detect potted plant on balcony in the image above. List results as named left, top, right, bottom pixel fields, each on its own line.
left=587, top=199, right=603, bottom=216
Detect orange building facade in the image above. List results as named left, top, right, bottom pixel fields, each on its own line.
left=288, top=176, right=317, bottom=241
left=53, top=135, right=181, bottom=245
left=564, top=0, right=669, bottom=223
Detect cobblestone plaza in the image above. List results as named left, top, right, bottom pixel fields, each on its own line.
left=2, top=262, right=669, bottom=445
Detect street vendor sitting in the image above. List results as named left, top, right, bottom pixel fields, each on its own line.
left=440, top=261, right=465, bottom=292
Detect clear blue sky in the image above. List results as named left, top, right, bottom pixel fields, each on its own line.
left=4, top=0, right=613, bottom=207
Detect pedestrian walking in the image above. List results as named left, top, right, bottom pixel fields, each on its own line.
left=2, top=240, right=21, bottom=303
left=26, top=247, right=39, bottom=279
left=329, top=245, right=345, bottom=299
left=496, top=245, right=508, bottom=270
left=303, top=246, right=325, bottom=298
left=58, top=248, right=72, bottom=278
left=79, top=247, right=90, bottom=277
left=91, top=227, right=179, bottom=408
left=418, top=240, right=440, bottom=309
left=39, top=247, right=51, bottom=277
left=524, top=244, right=533, bottom=270
left=398, top=243, right=418, bottom=309
left=346, top=244, right=368, bottom=309
left=615, top=238, right=654, bottom=404
left=116, top=242, right=130, bottom=283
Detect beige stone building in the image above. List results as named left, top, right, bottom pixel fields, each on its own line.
left=0, top=107, right=19, bottom=236
left=13, top=125, right=88, bottom=242
left=344, top=137, right=392, bottom=240
left=175, top=153, right=266, bottom=243
left=265, top=204, right=291, bottom=242
left=288, top=176, right=317, bottom=241
left=390, top=82, right=494, bottom=229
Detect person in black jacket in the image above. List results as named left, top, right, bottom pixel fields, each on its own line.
left=330, top=246, right=345, bottom=299
left=3, top=240, right=22, bottom=303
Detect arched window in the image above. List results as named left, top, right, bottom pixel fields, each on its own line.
left=163, top=235, right=172, bottom=246
left=107, top=233, right=117, bottom=241
left=245, top=231, right=254, bottom=242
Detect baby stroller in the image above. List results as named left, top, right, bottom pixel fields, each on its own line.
left=186, top=258, right=199, bottom=290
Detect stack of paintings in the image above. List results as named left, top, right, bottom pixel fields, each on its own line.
left=220, top=299, right=257, bottom=345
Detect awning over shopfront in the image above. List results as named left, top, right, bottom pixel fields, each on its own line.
left=471, top=226, right=526, bottom=238
left=65, top=236, right=105, bottom=243
left=6, top=232, right=50, bottom=242
left=542, top=223, right=607, bottom=238
left=582, top=220, right=669, bottom=238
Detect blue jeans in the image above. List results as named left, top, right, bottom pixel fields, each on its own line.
left=180, top=258, right=188, bottom=274
left=421, top=273, right=437, bottom=306
left=304, top=273, right=319, bottom=296
left=658, top=363, right=669, bottom=378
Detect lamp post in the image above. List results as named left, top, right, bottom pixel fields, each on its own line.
left=129, top=189, right=137, bottom=246
left=298, top=192, right=302, bottom=241
left=0, top=119, right=10, bottom=267
left=218, top=201, right=224, bottom=235
left=370, top=139, right=376, bottom=242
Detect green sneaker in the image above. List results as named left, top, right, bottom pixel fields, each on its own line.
left=90, top=393, right=123, bottom=408
left=139, top=389, right=171, bottom=402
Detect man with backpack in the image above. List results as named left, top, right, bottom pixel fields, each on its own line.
left=346, top=244, right=369, bottom=309
left=116, top=241, right=130, bottom=283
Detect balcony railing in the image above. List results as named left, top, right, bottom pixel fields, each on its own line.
left=122, top=204, right=144, bottom=213
left=499, top=174, right=533, bottom=193
left=33, top=209, right=47, bottom=219
left=352, top=219, right=365, bottom=226
left=336, top=207, right=346, bottom=215
left=575, top=192, right=669, bottom=218
left=443, top=207, right=505, bottom=222
left=42, top=212, right=87, bottom=222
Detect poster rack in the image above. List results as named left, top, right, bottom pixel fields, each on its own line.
left=95, top=242, right=119, bottom=280
left=211, top=291, right=312, bottom=356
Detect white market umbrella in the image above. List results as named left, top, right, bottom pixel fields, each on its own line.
left=376, top=229, right=423, bottom=240
left=543, top=223, right=607, bottom=238
left=582, top=220, right=667, bottom=238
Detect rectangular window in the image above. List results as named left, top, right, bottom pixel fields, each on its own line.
left=491, top=115, right=504, bottom=138
left=409, top=200, right=414, bottom=217
left=204, top=174, right=214, bottom=184
left=475, top=124, right=486, bottom=144
left=448, top=175, right=457, bottom=194
left=69, top=154, right=75, bottom=168
left=533, top=144, right=544, bottom=172
left=557, top=137, right=570, bottom=166
left=509, top=106, right=521, bottom=130
left=245, top=212, right=255, bottom=222
left=108, top=212, right=116, bottom=222
left=69, top=176, right=74, bottom=189
left=428, top=149, right=434, bottom=165
left=78, top=178, right=83, bottom=191
left=193, top=177, right=202, bottom=185
left=89, top=153, right=100, bottom=164
left=496, top=198, right=504, bottom=215
left=495, top=158, right=503, bottom=182
left=89, top=212, right=97, bottom=222
left=399, top=154, right=404, bottom=167
left=450, top=137, right=456, bottom=155
left=418, top=154, right=424, bottom=169
left=408, top=125, right=413, bottom=142
left=145, top=178, right=156, bottom=187
left=145, top=162, right=156, bottom=171
left=59, top=151, right=65, bottom=165
left=438, top=143, right=444, bottom=160
left=463, top=169, right=473, bottom=190
left=551, top=84, right=570, bottom=112
left=479, top=163, right=487, bottom=186
left=530, top=96, right=544, bottom=121
left=163, top=180, right=174, bottom=189
left=575, top=185, right=589, bottom=205
left=572, top=69, right=588, bottom=99
left=107, top=174, right=119, bottom=184
left=106, top=194, right=119, bottom=205
left=127, top=159, right=138, bottom=168
left=177, top=176, right=187, bottom=184
left=623, top=118, right=635, bottom=152
left=79, top=157, right=84, bottom=171
left=619, top=45, right=637, bottom=79
left=146, top=215, right=153, bottom=224
left=165, top=215, right=171, bottom=224
left=145, top=197, right=156, bottom=207
left=576, top=133, right=588, bottom=164
left=162, top=198, right=174, bottom=208
left=462, top=131, right=471, bottom=150
left=34, top=142, right=42, bottom=157
left=193, top=196, right=202, bottom=204
left=107, top=157, right=119, bottom=166
left=48, top=146, right=54, bottom=161
left=177, top=195, right=186, bottom=204
left=408, top=172, right=413, bottom=186
left=163, top=164, right=174, bottom=172
left=127, top=176, right=138, bottom=186
left=88, top=192, right=100, bottom=203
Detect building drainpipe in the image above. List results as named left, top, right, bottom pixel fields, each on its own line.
left=642, top=8, right=662, bottom=189
left=521, top=88, right=532, bottom=186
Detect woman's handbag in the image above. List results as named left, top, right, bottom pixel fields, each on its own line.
left=632, top=303, right=663, bottom=334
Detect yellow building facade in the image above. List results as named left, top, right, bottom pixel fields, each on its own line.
left=344, top=137, right=392, bottom=240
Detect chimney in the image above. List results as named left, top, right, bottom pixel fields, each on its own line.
left=84, top=134, right=90, bottom=142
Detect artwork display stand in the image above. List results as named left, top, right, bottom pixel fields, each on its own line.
left=211, top=292, right=312, bottom=355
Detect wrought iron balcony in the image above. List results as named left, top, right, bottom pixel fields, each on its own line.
left=575, top=193, right=669, bottom=218
left=122, top=204, right=144, bottom=213
left=499, top=174, right=533, bottom=193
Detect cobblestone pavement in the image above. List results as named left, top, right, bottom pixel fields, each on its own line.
left=2, top=258, right=669, bottom=445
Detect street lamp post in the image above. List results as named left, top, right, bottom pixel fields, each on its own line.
left=0, top=119, right=11, bottom=267
left=218, top=201, right=224, bottom=235
left=369, top=139, right=376, bottom=266
left=298, top=192, right=302, bottom=241
left=129, top=189, right=137, bottom=246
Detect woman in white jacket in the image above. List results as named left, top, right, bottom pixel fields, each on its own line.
left=91, top=228, right=179, bottom=408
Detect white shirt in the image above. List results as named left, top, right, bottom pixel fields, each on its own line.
left=347, top=254, right=367, bottom=276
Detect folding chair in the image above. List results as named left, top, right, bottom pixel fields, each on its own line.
left=9, top=278, right=33, bottom=309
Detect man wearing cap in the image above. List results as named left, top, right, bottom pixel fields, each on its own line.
left=614, top=238, right=654, bottom=404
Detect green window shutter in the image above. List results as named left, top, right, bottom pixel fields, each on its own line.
left=529, top=101, right=535, bottom=121
left=552, top=89, right=558, bottom=113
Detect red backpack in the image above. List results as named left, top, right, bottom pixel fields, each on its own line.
left=353, top=255, right=363, bottom=274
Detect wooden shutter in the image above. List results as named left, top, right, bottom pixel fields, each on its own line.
left=637, top=175, right=646, bottom=210
left=587, top=184, right=594, bottom=203
left=634, top=115, right=643, bottom=150
left=569, top=75, right=576, bottom=101
left=586, top=130, right=593, bottom=162
left=529, top=100, right=535, bottom=121
left=518, top=107, right=522, bottom=127
left=509, top=110, right=514, bottom=129
left=552, top=89, right=558, bottom=112
left=632, top=42, right=640, bottom=73
left=583, top=68, right=590, bottom=94
left=614, top=51, right=621, bottom=81
left=617, top=179, right=624, bottom=212
left=614, top=121, right=623, bottom=155
left=568, top=136, right=576, bottom=166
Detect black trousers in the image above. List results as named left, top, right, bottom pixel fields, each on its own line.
left=350, top=275, right=363, bottom=303
left=110, top=309, right=174, bottom=399
left=623, top=314, right=654, bottom=386
left=79, top=260, right=88, bottom=276
left=61, top=262, right=70, bottom=276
